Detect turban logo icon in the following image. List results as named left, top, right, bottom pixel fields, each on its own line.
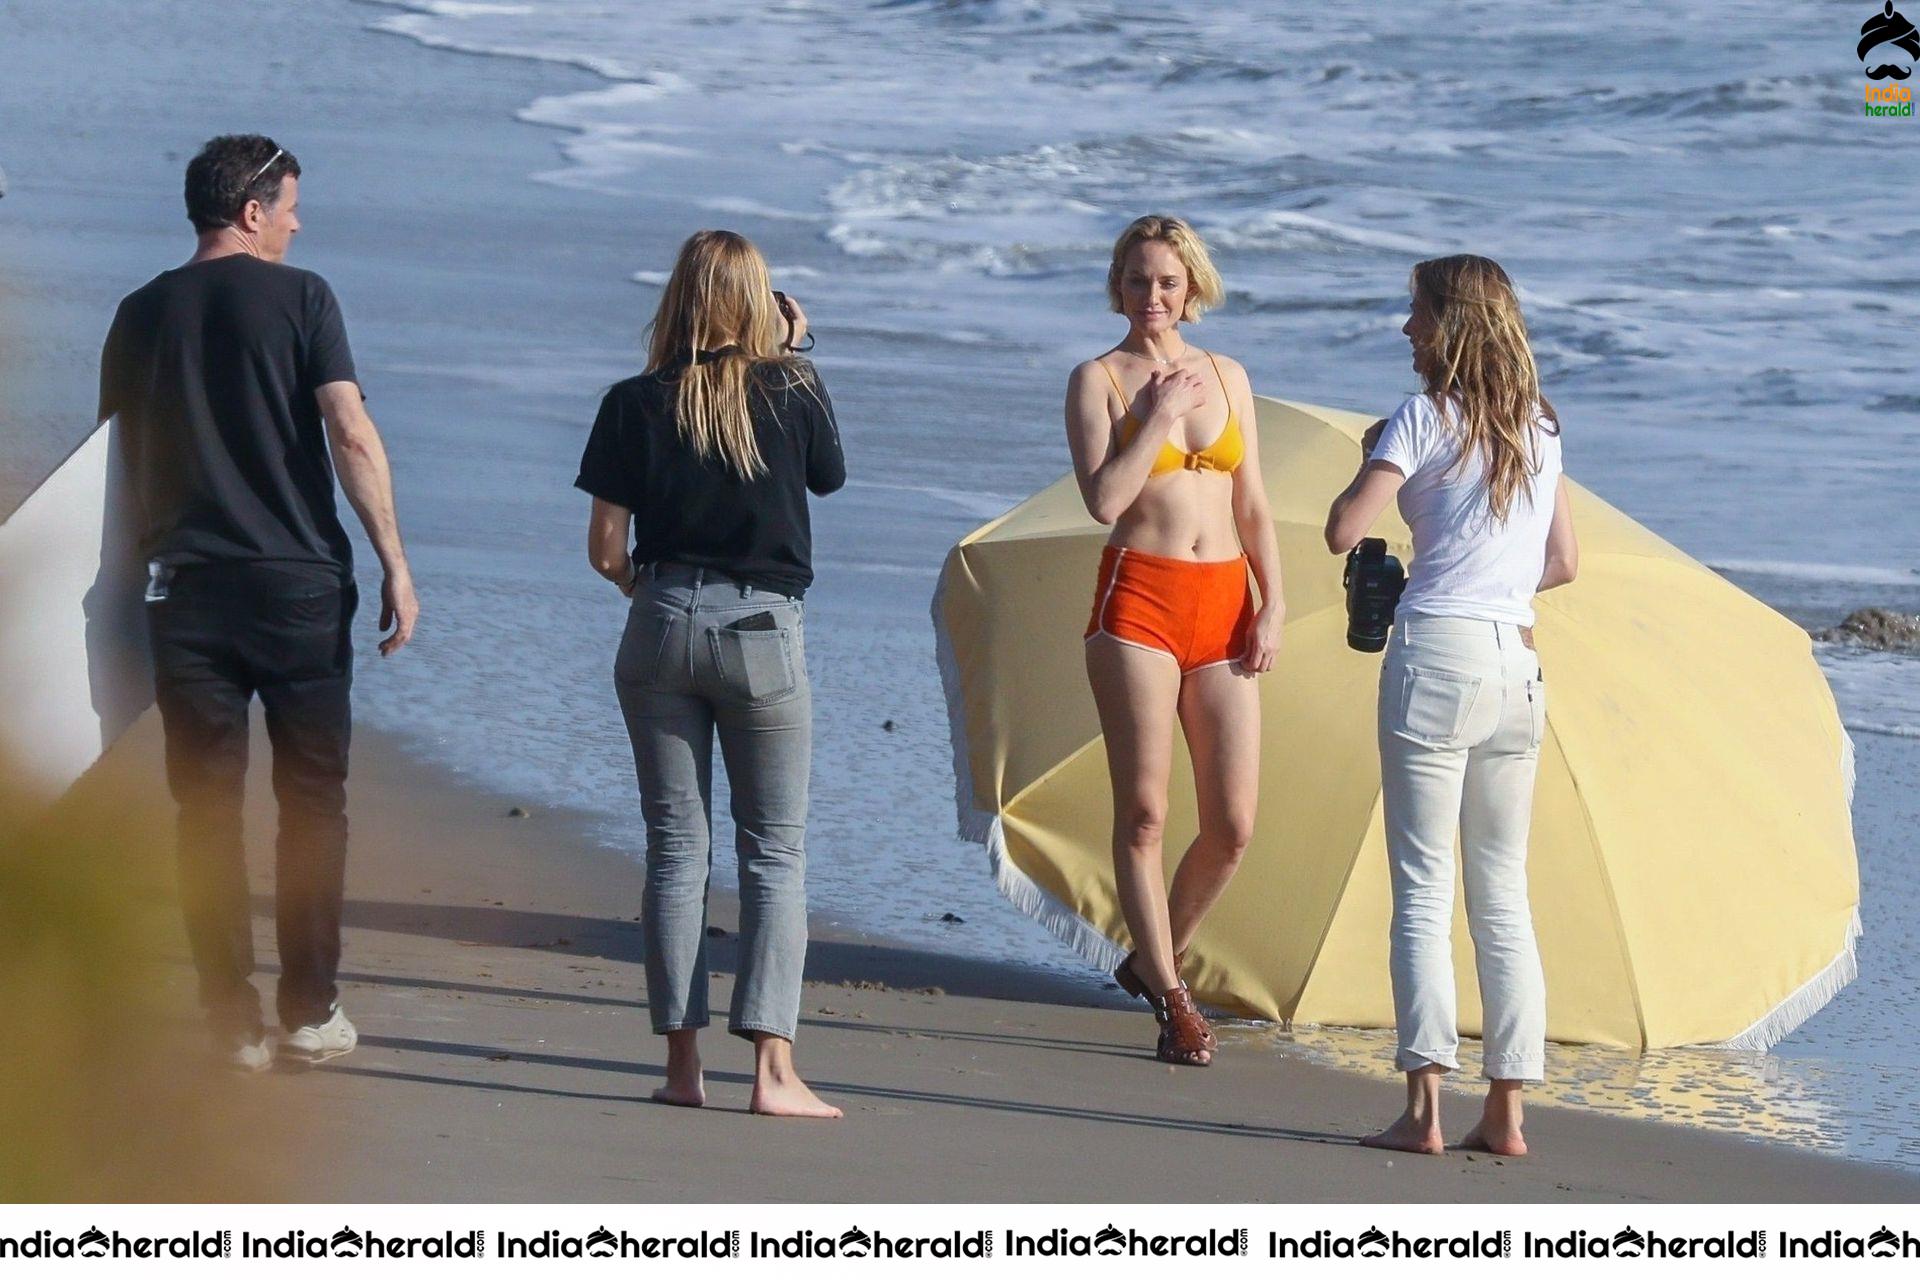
left=1860, top=1, right=1920, bottom=79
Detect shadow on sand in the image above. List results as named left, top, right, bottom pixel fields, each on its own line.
left=256, top=893, right=1125, bottom=1011
left=251, top=896, right=1356, bottom=1149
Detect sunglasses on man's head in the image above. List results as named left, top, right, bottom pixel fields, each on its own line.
left=244, top=148, right=284, bottom=191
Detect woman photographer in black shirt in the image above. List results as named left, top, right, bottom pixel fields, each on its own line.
left=575, top=229, right=844, bottom=1119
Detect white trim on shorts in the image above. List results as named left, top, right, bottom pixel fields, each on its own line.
left=1085, top=546, right=1181, bottom=665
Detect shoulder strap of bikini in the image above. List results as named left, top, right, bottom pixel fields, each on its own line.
left=1096, top=358, right=1130, bottom=412
left=1203, top=349, right=1228, bottom=400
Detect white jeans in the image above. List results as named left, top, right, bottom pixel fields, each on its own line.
left=1378, top=615, right=1547, bottom=1081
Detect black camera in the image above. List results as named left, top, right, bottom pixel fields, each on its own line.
left=1343, top=537, right=1406, bottom=652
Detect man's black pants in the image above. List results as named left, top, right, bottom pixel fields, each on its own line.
left=147, top=561, right=356, bottom=1036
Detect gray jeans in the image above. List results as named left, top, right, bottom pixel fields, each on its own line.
left=614, top=565, right=811, bottom=1041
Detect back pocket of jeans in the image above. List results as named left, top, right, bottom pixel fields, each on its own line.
left=709, top=623, right=796, bottom=705
left=1395, top=665, right=1482, bottom=746
left=264, top=586, right=349, bottom=681
left=615, top=605, right=675, bottom=689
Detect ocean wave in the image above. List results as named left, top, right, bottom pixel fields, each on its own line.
left=1361, top=130, right=1504, bottom=160
left=1202, top=210, right=1432, bottom=256
left=1493, top=74, right=1827, bottom=127
left=405, top=1, right=536, bottom=16
left=872, top=0, right=1115, bottom=36
left=699, top=196, right=824, bottom=223
left=841, top=479, right=1023, bottom=520
left=529, top=139, right=700, bottom=193
left=1166, top=125, right=1302, bottom=161
left=1732, top=368, right=1827, bottom=410
left=1227, top=290, right=1390, bottom=316
left=817, top=138, right=1156, bottom=273
left=1155, top=53, right=1286, bottom=87
left=825, top=142, right=1124, bottom=221
left=512, top=81, right=700, bottom=191
left=632, top=265, right=822, bottom=287
left=365, top=0, right=647, bottom=81
left=519, top=81, right=685, bottom=128
left=1818, top=645, right=1920, bottom=744
left=825, top=225, right=1069, bottom=277
left=1712, top=560, right=1920, bottom=587
left=1845, top=723, right=1920, bottom=740
left=814, top=558, right=944, bottom=578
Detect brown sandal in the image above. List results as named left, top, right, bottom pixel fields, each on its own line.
left=1114, top=948, right=1188, bottom=1001
left=1151, top=985, right=1213, bottom=1067
left=1166, top=973, right=1217, bottom=1054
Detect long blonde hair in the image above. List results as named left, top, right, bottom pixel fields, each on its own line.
left=646, top=230, right=805, bottom=480
left=1409, top=254, right=1560, bottom=522
left=1106, top=214, right=1225, bottom=322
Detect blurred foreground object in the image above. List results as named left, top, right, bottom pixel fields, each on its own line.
left=0, top=745, right=312, bottom=1201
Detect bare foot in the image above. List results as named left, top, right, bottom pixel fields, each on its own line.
left=1463, top=1080, right=1528, bottom=1155
left=652, top=1029, right=704, bottom=1107
left=749, top=1032, right=843, bottom=1118
left=750, top=1072, right=843, bottom=1119
left=651, top=1080, right=705, bottom=1108
left=1458, top=1120, right=1527, bottom=1157
left=1359, top=1113, right=1445, bottom=1155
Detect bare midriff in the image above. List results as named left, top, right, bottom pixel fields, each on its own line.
left=1109, top=466, right=1242, bottom=561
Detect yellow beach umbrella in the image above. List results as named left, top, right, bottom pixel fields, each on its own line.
left=934, top=396, right=1859, bottom=1051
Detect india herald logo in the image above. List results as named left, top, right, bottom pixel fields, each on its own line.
left=1860, top=2, right=1920, bottom=80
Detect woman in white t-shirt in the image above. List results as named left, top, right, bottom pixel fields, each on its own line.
left=1325, top=255, right=1579, bottom=1158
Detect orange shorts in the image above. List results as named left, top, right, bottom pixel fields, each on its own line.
left=1084, top=545, right=1255, bottom=674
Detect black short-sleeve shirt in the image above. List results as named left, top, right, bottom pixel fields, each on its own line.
left=574, top=358, right=845, bottom=598
left=98, top=254, right=359, bottom=571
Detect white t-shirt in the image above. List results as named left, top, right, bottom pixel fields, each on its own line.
left=1369, top=393, right=1563, bottom=627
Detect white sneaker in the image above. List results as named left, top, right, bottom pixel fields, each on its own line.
left=279, top=1005, right=358, bottom=1064
left=220, top=1031, right=274, bottom=1074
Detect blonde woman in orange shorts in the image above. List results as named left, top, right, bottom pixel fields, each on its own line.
left=1064, top=215, right=1286, bottom=1066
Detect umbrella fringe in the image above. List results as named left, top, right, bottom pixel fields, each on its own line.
left=1841, top=728, right=1857, bottom=808
left=985, top=815, right=1127, bottom=972
left=1713, top=907, right=1862, bottom=1053
left=932, top=555, right=988, bottom=844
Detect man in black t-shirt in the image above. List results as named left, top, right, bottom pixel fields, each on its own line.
left=98, top=134, right=420, bottom=1071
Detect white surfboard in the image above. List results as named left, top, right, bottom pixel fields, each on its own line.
left=0, top=419, right=153, bottom=802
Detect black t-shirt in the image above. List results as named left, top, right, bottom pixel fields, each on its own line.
left=98, top=254, right=359, bottom=571
left=574, top=358, right=846, bottom=598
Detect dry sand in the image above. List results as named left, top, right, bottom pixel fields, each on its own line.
left=16, top=710, right=1915, bottom=1204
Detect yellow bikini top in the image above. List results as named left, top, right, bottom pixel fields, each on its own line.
left=1101, top=352, right=1244, bottom=476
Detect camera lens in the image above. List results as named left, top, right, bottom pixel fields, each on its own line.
left=1344, top=539, right=1405, bottom=653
